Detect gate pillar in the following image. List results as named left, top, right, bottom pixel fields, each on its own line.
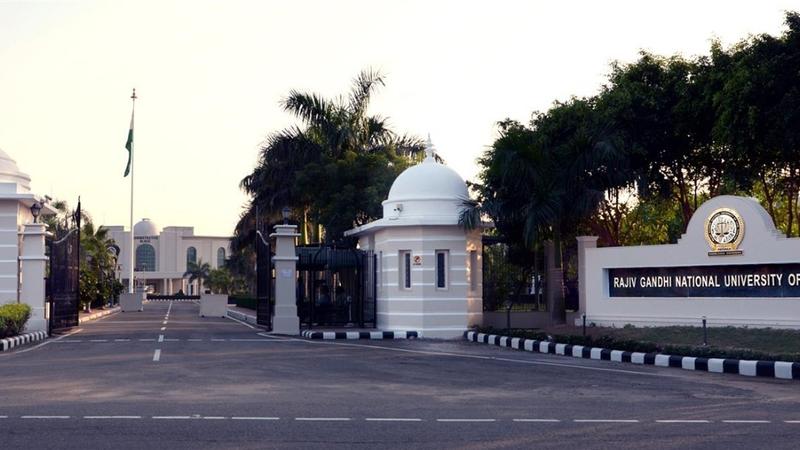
left=19, top=222, right=48, bottom=333
left=271, top=224, right=300, bottom=334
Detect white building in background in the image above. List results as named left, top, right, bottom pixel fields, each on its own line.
left=345, top=139, right=485, bottom=338
left=0, top=148, right=56, bottom=331
left=107, top=219, right=231, bottom=295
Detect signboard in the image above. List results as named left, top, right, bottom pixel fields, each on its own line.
left=609, top=263, right=800, bottom=298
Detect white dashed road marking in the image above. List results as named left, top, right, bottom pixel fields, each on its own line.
left=722, top=420, right=771, bottom=424
left=152, top=416, right=192, bottom=420
left=203, top=416, right=226, bottom=420
left=153, top=349, right=161, bottom=362
left=231, top=417, right=280, bottom=421
left=574, top=419, right=639, bottom=423
left=21, top=416, right=70, bottom=419
left=513, top=419, right=561, bottom=422
left=158, top=335, right=164, bottom=343
left=656, top=420, right=711, bottom=423
left=84, top=416, right=142, bottom=419
left=295, top=417, right=351, bottom=421
left=365, top=418, right=423, bottom=422
left=437, top=419, right=496, bottom=422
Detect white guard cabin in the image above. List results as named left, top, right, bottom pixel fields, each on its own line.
left=345, top=139, right=484, bottom=338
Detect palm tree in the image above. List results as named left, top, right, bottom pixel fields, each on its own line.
left=183, top=260, right=211, bottom=295
left=233, top=69, right=424, bottom=275
left=79, top=221, right=117, bottom=311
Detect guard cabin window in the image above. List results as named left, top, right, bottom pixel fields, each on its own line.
left=400, top=251, right=411, bottom=289
left=436, top=250, right=448, bottom=289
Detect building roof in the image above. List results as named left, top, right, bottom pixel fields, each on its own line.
left=0, top=147, right=32, bottom=193
left=134, top=218, right=160, bottom=236
left=347, top=138, right=472, bottom=237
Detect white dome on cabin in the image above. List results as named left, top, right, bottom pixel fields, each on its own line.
left=134, top=218, right=160, bottom=236
left=382, top=138, right=469, bottom=220
left=0, top=147, right=32, bottom=193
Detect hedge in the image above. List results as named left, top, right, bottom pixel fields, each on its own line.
left=228, top=296, right=258, bottom=311
left=0, top=303, right=31, bottom=338
left=474, top=326, right=800, bottom=363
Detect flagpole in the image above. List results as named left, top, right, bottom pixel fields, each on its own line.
left=128, top=88, right=137, bottom=294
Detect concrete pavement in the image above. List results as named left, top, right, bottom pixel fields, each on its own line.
left=1, top=301, right=799, bottom=449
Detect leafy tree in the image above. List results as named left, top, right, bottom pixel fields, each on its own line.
left=206, top=267, right=235, bottom=295
left=714, top=12, right=800, bottom=235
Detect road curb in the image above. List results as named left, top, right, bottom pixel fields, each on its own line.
left=301, top=330, right=419, bottom=340
left=464, top=331, right=800, bottom=380
left=226, top=308, right=259, bottom=326
left=78, top=307, right=121, bottom=324
left=1, top=330, right=48, bottom=352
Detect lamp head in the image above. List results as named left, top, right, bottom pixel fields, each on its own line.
left=282, top=206, right=291, bottom=225
left=30, top=202, right=43, bottom=223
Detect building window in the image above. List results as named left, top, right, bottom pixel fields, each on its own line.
left=217, top=247, right=226, bottom=268
left=469, top=250, right=478, bottom=291
left=436, top=250, right=448, bottom=289
left=136, top=244, right=156, bottom=272
left=399, top=250, right=411, bottom=289
left=186, top=247, right=197, bottom=266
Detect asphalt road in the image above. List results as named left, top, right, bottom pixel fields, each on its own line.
left=1, top=301, right=799, bottom=449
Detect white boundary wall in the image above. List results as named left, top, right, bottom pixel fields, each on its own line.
left=580, top=196, right=800, bottom=328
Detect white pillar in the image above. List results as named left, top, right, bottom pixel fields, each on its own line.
left=576, top=236, right=598, bottom=318
left=19, top=223, right=48, bottom=333
left=270, top=224, right=300, bottom=334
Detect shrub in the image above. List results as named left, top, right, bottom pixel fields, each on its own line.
left=0, top=303, right=32, bottom=338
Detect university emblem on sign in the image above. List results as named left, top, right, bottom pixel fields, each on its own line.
left=705, top=208, right=744, bottom=256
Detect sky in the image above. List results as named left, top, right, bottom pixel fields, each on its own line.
left=0, top=0, right=797, bottom=236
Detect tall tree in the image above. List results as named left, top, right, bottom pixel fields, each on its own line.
left=714, top=12, right=800, bottom=236
left=233, top=69, right=423, bottom=287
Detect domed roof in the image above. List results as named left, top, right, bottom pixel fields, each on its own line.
left=134, top=218, right=160, bottom=236
left=386, top=141, right=468, bottom=203
left=382, top=138, right=468, bottom=220
left=0, top=147, right=32, bottom=192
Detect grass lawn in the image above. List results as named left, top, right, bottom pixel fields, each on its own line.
left=540, top=324, right=800, bottom=358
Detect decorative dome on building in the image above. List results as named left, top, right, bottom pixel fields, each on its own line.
left=382, top=137, right=469, bottom=220
left=0, top=147, right=32, bottom=193
left=134, top=218, right=160, bottom=236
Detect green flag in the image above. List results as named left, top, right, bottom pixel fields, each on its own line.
left=124, top=111, right=134, bottom=177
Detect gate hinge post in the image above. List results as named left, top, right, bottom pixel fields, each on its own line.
left=19, top=222, right=49, bottom=333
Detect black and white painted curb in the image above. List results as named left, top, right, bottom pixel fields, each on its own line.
left=301, top=330, right=419, bottom=340
left=465, top=331, right=800, bottom=380
left=1, top=330, right=48, bottom=352
left=226, top=309, right=258, bottom=326
left=78, top=307, right=121, bottom=324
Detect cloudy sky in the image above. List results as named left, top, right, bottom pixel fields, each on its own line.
left=0, top=0, right=796, bottom=235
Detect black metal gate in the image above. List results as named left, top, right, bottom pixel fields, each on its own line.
left=481, top=236, right=547, bottom=312
left=48, top=228, right=80, bottom=332
left=255, top=230, right=273, bottom=329
left=297, top=246, right=376, bottom=328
